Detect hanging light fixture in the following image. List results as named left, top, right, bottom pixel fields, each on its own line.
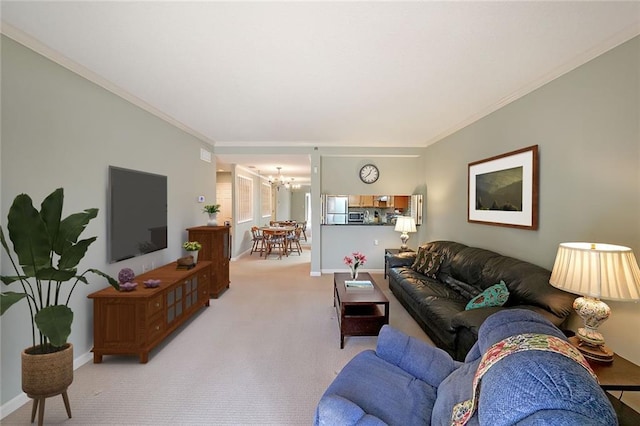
left=268, top=167, right=295, bottom=189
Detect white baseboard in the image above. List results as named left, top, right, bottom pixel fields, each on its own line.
left=0, top=348, right=93, bottom=420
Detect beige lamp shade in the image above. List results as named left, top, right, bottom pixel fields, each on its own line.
left=549, top=242, right=640, bottom=301
left=394, top=216, right=417, bottom=233
left=394, top=216, right=416, bottom=251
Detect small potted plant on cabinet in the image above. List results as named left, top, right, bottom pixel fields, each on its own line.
left=203, top=204, right=221, bottom=226
left=183, top=241, right=202, bottom=264
left=0, top=188, right=118, bottom=424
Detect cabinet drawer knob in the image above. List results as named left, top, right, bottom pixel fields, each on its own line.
left=156, top=325, right=160, bottom=331
left=155, top=302, right=160, bottom=308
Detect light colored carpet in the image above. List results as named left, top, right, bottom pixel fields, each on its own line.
left=2, top=248, right=430, bottom=425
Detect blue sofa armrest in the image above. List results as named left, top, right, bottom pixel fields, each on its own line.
left=375, top=325, right=460, bottom=387
left=315, top=395, right=387, bottom=426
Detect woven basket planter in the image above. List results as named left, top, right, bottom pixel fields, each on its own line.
left=21, top=344, right=73, bottom=397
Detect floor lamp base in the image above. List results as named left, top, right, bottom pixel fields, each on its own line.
left=568, top=336, right=614, bottom=364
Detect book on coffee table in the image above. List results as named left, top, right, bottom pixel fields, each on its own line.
left=345, top=280, right=374, bottom=290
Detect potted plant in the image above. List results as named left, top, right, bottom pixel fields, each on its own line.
left=0, top=188, right=118, bottom=415
left=203, top=204, right=221, bottom=226
left=183, top=241, right=202, bottom=264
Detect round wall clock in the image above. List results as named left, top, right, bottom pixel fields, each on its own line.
left=359, top=164, right=380, bottom=184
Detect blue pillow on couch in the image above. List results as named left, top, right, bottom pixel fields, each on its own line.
left=465, top=281, right=509, bottom=310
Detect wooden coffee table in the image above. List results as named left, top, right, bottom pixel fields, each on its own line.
left=333, top=272, right=389, bottom=349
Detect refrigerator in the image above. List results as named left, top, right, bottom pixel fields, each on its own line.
left=322, top=195, right=348, bottom=224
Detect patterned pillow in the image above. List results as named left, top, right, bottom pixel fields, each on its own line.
left=465, top=281, right=510, bottom=310
left=411, top=247, right=444, bottom=279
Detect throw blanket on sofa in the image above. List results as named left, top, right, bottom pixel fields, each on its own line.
left=451, top=333, right=597, bottom=426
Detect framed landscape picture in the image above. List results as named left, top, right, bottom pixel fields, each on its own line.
left=468, top=145, right=539, bottom=230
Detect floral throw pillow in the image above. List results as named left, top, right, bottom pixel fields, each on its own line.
left=411, top=248, right=444, bottom=279
left=465, top=280, right=510, bottom=310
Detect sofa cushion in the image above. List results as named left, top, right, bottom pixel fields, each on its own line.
left=318, top=350, right=438, bottom=425
left=442, top=275, right=481, bottom=300
left=411, top=247, right=444, bottom=278
left=449, top=247, right=502, bottom=286
left=465, top=281, right=509, bottom=310
left=376, top=325, right=460, bottom=387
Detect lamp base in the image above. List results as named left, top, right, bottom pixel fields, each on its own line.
left=568, top=336, right=614, bottom=364
left=399, top=232, right=409, bottom=251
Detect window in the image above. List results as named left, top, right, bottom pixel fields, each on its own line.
left=236, top=175, right=253, bottom=223
left=261, top=182, right=272, bottom=218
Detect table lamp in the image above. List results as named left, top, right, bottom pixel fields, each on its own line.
left=549, top=242, right=640, bottom=363
left=394, top=216, right=416, bottom=251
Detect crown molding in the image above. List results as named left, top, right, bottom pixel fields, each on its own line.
left=426, top=23, right=640, bottom=147
left=1, top=22, right=216, bottom=147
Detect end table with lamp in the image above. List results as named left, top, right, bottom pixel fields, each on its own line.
left=550, top=242, right=640, bottom=424
left=549, top=242, right=640, bottom=364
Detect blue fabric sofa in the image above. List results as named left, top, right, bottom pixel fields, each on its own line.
left=314, top=309, right=616, bottom=425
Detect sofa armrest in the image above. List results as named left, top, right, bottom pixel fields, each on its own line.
left=314, top=395, right=387, bottom=426
left=386, top=252, right=416, bottom=268
left=451, top=307, right=504, bottom=361
left=375, top=325, right=460, bottom=387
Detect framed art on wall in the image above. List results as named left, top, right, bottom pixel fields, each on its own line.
left=468, top=145, right=539, bottom=230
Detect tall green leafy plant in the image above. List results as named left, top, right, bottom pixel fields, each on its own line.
left=0, top=188, right=118, bottom=354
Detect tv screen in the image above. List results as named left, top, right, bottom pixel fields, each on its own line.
left=108, top=166, right=167, bottom=263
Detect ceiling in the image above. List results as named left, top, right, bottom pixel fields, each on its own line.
left=2, top=1, right=639, bottom=184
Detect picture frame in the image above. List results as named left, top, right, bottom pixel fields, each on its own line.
left=468, top=145, right=538, bottom=230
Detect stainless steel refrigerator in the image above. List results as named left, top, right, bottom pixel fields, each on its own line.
left=322, top=195, right=348, bottom=224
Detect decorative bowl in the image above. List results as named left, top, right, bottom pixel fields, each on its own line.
left=143, top=279, right=161, bottom=288
left=119, top=282, right=138, bottom=292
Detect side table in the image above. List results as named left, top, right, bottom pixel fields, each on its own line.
left=589, top=352, right=640, bottom=425
left=384, top=248, right=415, bottom=279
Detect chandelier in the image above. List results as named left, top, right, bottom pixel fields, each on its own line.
left=268, top=167, right=290, bottom=187
left=267, top=167, right=301, bottom=190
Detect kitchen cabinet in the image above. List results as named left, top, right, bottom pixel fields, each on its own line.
left=394, top=196, right=409, bottom=210
left=360, top=195, right=374, bottom=207
left=348, top=195, right=362, bottom=207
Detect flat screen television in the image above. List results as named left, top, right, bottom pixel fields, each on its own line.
left=108, top=166, right=167, bottom=263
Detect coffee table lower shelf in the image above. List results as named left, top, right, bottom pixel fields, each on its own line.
left=337, top=305, right=387, bottom=348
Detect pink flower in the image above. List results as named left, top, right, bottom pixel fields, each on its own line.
left=344, top=252, right=367, bottom=269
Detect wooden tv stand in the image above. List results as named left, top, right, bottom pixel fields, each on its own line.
left=88, top=261, right=211, bottom=363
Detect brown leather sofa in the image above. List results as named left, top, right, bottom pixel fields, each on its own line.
left=387, top=240, right=577, bottom=361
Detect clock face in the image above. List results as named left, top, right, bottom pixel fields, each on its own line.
left=359, top=164, right=379, bottom=184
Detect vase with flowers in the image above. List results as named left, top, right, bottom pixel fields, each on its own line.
left=203, top=204, right=221, bottom=226
left=344, top=252, right=367, bottom=280
left=183, top=241, right=202, bottom=264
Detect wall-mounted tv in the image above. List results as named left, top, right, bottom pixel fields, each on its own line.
left=108, top=166, right=167, bottom=263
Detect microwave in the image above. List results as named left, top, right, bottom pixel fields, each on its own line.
left=348, top=211, right=364, bottom=223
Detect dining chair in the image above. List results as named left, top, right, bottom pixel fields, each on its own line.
left=287, top=227, right=303, bottom=255
left=250, top=226, right=265, bottom=256
left=263, top=229, right=287, bottom=259
left=298, top=221, right=308, bottom=242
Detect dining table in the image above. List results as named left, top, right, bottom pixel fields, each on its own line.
left=260, top=226, right=296, bottom=258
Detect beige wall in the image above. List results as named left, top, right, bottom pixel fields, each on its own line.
left=1, top=36, right=215, bottom=406
left=422, top=36, right=640, bottom=408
